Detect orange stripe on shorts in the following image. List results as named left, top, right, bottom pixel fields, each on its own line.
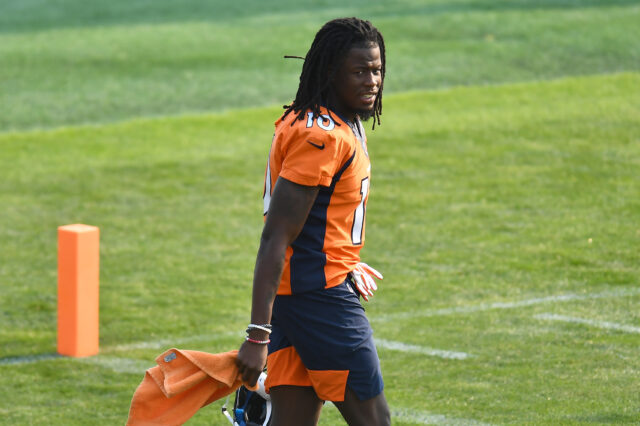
left=265, top=346, right=349, bottom=402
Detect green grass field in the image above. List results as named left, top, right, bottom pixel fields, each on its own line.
left=1, top=1, right=639, bottom=424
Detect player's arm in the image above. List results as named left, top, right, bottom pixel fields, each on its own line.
left=236, top=176, right=319, bottom=386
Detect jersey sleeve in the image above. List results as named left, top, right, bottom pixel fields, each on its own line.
left=279, top=129, right=351, bottom=187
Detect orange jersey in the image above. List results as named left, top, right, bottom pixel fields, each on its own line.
left=263, top=107, right=371, bottom=295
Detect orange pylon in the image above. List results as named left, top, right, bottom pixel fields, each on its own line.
left=57, top=224, right=100, bottom=357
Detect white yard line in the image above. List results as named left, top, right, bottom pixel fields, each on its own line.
left=75, top=356, right=153, bottom=374
left=0, top=353, right=61, bottom=366
left=0, top=353, right=151, bottom=374
left=105, top=331, right=242, bottom=352
left=6, top=287, right=636, bottom=367
left=391, top=407, right=492, bottom=425
left=373, top=287, right=640, bottom=322
left=325, top=404, right=491, bottom=425
left=375, top=338, right=471, bottom=360
left=534, top=313, right=640, bottom=334
left=0, top=332, right=242, bottom=366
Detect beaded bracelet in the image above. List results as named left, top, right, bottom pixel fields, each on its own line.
left=245, top=337, right=271, bottom=345
left=246, top=324, right=273, bottom=334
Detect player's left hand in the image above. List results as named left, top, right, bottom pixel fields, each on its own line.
left=350, top=262, right=383, bottom=301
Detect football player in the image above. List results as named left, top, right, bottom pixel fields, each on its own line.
left=236, top=17, right=390, bottom=426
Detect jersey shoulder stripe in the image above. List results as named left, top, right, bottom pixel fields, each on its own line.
left=289, top=149, right=357, bottom=293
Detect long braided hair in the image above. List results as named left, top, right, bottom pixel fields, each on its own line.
left=282, top=17, right=386, bottom=129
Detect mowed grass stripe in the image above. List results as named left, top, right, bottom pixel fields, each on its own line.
left=1, top=74, right=639, bottom=424
left=1, top=1, right=639, bottom=131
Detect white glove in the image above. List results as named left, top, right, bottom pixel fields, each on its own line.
left=349, top=262, right=383, bottom=301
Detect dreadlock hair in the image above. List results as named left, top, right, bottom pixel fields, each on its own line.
left=282, top=17, right=386, bottom=129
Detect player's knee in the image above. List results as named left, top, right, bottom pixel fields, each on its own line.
left=369, top=391, right=390, bottom=426
left=345, top=391, right=390, bottom=426
left=378, top=402, right=391, bottom=426
left=367, top=395, right=390, bottom=426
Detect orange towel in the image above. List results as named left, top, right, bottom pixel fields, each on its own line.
left=126, top=349, right=257, bottom=426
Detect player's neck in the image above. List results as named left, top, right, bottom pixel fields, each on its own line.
left=325, top=94, right=357, bottom=123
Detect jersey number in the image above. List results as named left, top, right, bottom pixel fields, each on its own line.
left=351, top=177, right=369, bottom=245
left=306, top=112, right=335, bottom=131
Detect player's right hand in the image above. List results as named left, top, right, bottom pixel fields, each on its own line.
left=236, top=339, right=268, bottom=388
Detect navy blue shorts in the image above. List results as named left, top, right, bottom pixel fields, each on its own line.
left=264, top=280, right=384, bottom=401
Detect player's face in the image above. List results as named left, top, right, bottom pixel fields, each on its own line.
left=330, top=44, right=382, bottom=122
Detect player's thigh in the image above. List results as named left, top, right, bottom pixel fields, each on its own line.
left=270, top=385, right=324, bottom=426
left=333, top=387, right=390, bottom=426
